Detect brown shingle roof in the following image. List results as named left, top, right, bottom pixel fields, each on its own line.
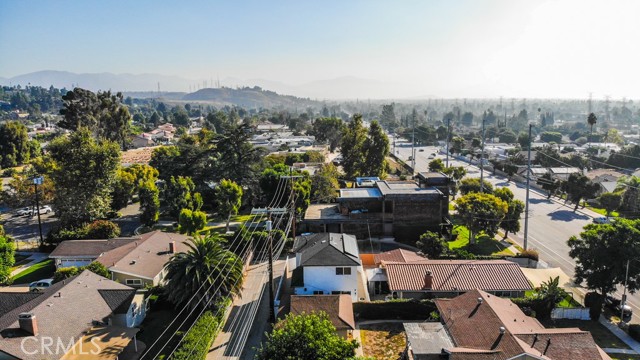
left=49, top=238, right=137, bottom=258
left=105, top=231, right=191, bottom=280
left=290, top=295, right=355, bottom=330
left=385, top=260, right=532, bottom=292
left=435, top=290, right=610, bottom=360
left=374, top=249, right=426, bottom=264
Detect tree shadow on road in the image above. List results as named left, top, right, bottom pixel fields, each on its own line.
left=547, top=210, right=589, bottom=222
left=529, top=198, right=551, bottom=204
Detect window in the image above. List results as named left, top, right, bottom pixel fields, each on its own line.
left=126, top=279, right=143, bottom=286
left=335, top=267, right=352, bottom=275
left=313, top=291, right=324, bottom=295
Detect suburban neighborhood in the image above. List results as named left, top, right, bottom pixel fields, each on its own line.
left=2, top=2, right=640, bottom=360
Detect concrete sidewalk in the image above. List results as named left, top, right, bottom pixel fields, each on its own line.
left=599, top=315, right=640, bottom=354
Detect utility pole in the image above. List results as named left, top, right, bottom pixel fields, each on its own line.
left=620, top=259, right=630, bottom=324
left=523, top=124, right=533, bottom=250
left=445, top=116, right=451, bottom=168
left=480, top=115, right=486, bottom=192
left=266, top=210, right=275, bottom=323
left=411, top=117, right=416, bottom=173
left=33, top=176, right=44, bottom=247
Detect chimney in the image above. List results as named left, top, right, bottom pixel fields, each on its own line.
left=18, top=313, right=38, bottom=336
left=424, top=270, right=433, bottom=289
left=169, top=241, right=176, bottom=254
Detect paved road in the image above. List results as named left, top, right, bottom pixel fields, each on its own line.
left=396, top=144, right=640, bottom=324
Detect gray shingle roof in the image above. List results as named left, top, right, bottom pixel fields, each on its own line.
left=49, top=238, right=137, bottom=258
left=0, top=293, right=42, bottom=317
left=293, top=233, right=360, bottom=267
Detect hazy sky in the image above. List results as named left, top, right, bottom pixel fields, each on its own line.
left=1, top=0, right=639, bottom=99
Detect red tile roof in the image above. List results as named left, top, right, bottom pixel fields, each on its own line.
left=374, top=249, right=426, bottom=264
left=435, top=290, right=610, bottom=360
left=290, top=295, right=355, bottom=330
left=385, top=260, right=532, bottom=292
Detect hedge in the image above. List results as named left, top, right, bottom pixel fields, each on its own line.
left=354, top=299, right=437, bottom=321
left=171, top=298, right=231, bottom=360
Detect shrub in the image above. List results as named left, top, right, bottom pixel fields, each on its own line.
left=171, top=297, right=230, bottom=360
left=53, top=267, right=80, bottom=282
left=629, top=324, right=640, bottom=342
left=516, top=249, right=539, bottom=261
left=178, top=209, right=207, bottom=235
left=84, top=261, right=109, bottom=278
left=85, top=220, right=121, bottom=239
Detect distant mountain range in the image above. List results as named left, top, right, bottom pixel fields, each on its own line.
left=0, top=70, right=424, bottom=100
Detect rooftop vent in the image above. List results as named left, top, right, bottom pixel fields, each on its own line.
left=499, top=326, right=506, bottom=334
left=477, top=297, right=483, bottom=304
left=130, top=260, right=137, bottom=265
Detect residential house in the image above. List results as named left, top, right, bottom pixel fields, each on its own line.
left=290, top=295, right=355, bottom=337
left=403, top=289, right=610, bottom=360
left=49, top=238, right=138, bottom=269
left=131, top=134, right=155, bottom=148
left=290, top=233, right=368, bottom=302
left=586, top=169, right=625, bottom=196
left=378, top=259, right=532, bottom=299
left=0, top=271, right=142, bottom=360
left=303, top=180, right=450, bottom=241
left=548, top=167, right=582, bottom=181
left=49, top=231, right=191, bottom=288
left=366, top=249, right=427, bottom=297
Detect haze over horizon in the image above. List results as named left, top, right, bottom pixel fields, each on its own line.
left=1, top=0, right=639, bottom=100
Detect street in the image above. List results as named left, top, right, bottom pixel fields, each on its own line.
left=395, top=143, right=640, bottom=323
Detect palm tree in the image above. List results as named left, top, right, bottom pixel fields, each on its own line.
left=587, top=112, right=597, bottom=139
left=164, top=234, right=244, bottom=310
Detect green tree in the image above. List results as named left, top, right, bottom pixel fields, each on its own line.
left=455, top=192, right=508, bottom=244
left=48, top=128, right=120, bottom=227
left=500, top=199, right=524, bottom=238
left=428, top=159, right=445, bottom=172
left=536, top=276, right=568, bottom=320
left=165, top=176, right=201, bottom=218
left=164, top=235, right=243, bottom=309
left=416, top=231, right=446, bottom=258
left=458, top=177, right=494, bottom=195
left=255, top=312, right=359, bottom=360
left=59, top=88, right=131, bottom=148
left=450, top=136, right=465, bottom=154
left=598, top=192, right=622, bottom=216
left=215, top=179, right=243, bottom=232
left=178, top=209, right=207, bottom=235
left=561, top=173, right=599, bottom=211
left=340, top=114, right=367, bottom=179
left=0, top=227, right=15, bottom=285
left=617, top=176, right=640, bottom=213
left=0, top=121, right=33, bottom=168
left=380, top=103, right=397, bottom=129
left=111, top=169, right=136, bottom=211
left=539, top=131, right=563, bottom=143
left=537, top=173, right=560, bottom=199
left=517, top=132, right=530, bottom=149
left=587, top=112, right=597, bottom=138
left=362, top=120, right=389, bottom=177
left=139, top=180, right=160, bottom=226
left=311, top=164, right=340, bottom=203
left=568, top=219, right=640, bottom=297
left=211, top=124, right=264, bottom=186
left=310, top=117, right=344, bottom=152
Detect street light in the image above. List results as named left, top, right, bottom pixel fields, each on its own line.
left=32, top=175, right=45, bottom=247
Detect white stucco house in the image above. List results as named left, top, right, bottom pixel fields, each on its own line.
left=290, top=233, right=368, bottom=302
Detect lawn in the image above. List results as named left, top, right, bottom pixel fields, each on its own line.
left=11, top=259, right=55, bottom=284
left=541, top=319, right=630, bottom=350
left=448, top=224, right=513, bottom=256
left=587, top=206, right=619, bottom=217
left=359, top=322, right=406, bottom=360
left=610, top=355, right=640, bottom=360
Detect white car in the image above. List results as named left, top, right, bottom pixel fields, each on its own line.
left=34, top=205, right=52, bottom=215
left=16, top=207, right=32, bottom=216
left=29, top=279, right=54, bottom=292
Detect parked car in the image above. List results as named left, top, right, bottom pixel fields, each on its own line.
left=16, top=207, right=32, bottom=216
left=29, top=279, right=54, bottom=292
left=428, top=154, right=436, bottom=159
left=419, top=149, right=425, bottom=152
left=593, top=217, right=611, bottom=224
left=33, top=205, right=52, bottom=215
left=604, top=295, right=633, bottom=320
